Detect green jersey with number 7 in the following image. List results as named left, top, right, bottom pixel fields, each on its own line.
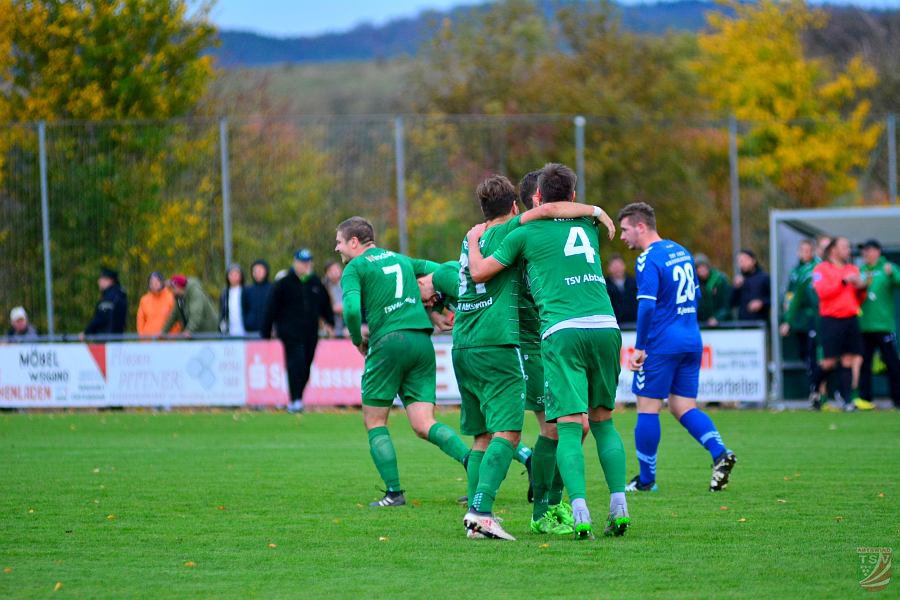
left=340, top=247, right=435, bottom=345
left=492, top=217, right=616, bottom=339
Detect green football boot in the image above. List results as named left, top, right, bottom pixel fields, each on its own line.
left=548, top=502, right=574, bottom=527
left=530, top=512, right=574, bottom=535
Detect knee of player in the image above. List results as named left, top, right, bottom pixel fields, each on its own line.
left=411, top=421, right=433, bottom=439
left=494, top=431, right=521, bottom=446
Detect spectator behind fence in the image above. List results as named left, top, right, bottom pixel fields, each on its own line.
left=84, top=268, right=127, bottom=337
left=6, top=306, right=38, bottom=340
left=731, top=249, right=770, bottom=322
left=261, top=248, right=335, bottom=412
left=858, top=239, right=900, bottom=408
left=243, top=259, right=271, bottom=333
left=606, top=253, right=638, bottom=324
left=162, top=275, right=219, bottom=336
left=323, top=260, right=345, bottom=337
left=137, top=271, right=180, bottom=336
left=219, top=264, right=248, bottom=335
left=812, top=237, right=870, bottom=411
left=779, top=240, right=821, bottom=400
left=695, top=254, right=732, bottom=326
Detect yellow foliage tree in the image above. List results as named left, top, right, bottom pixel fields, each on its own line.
left=695, top=0, right=881, bottom=206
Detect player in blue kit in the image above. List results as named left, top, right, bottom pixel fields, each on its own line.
left=617, top=202, right=737, bottom=492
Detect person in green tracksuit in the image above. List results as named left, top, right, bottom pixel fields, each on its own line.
left=778, top=240, right=821, bottom=399
left=858, top=239, right=900, bottom=407
left=695, top=254, right=732, bottom=326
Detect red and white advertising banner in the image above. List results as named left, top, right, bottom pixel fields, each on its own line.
left=617, top=329, right=767, bottom=403
left=0, top=340, right=289, bottom=408
left=0, top=329, right=766, bottom=408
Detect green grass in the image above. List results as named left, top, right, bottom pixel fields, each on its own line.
left=0, top=409, right=897, bottom=598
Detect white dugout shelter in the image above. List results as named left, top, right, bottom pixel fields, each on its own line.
left=768, top=206, right=900, bottom=400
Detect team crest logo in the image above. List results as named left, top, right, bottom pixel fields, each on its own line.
left=858, top=547, right=892, bottom=592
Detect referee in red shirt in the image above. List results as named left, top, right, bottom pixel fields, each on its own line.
left=812, top=237, right=868, bottom=411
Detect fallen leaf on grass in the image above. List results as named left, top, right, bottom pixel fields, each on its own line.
left=777, top=499, right=787, bottom=504
left=455, top=477, right=463, bottom=482
left=355, top=503, right=364, bottom=508
left=3, top=567, right=12, bottom=574
left=332, top=518, right=341, bottom=524
left=877, top=492, right=885, bottom=498
left=27, top=508, right=34, bottom=514
left=216, top=506, right=226, bottom=511
left=184, top=561, right=196, bottom=568
left=53, top=582, right=62, bottom=591
left=783, top=476, right=791, bottom=481
left=106, top=514, right=116, bottom=520
left=69, top=425, right=77, bottom=431
left=539, top=544, right=550, bottom=549
left=268, top=543, right=277, bottom=548
left=411, top=499, right=422, bottom=507
left=719, top=506, right=728, bottom=511
left=738, top=518, right=747, bottom=523
left=828, top=424, right=837, bottom=431
left=378, top=536, right=389, bottom=542
left=92, top=468, right=100, bottom=474
left=834, top=516, right=844, bottom=522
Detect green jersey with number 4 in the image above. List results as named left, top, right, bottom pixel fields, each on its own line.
left=340, top=247, right=434, bottom=344
left=492, top=217, right=616, bottom=338
left=454, top=216, right=522, bottom=349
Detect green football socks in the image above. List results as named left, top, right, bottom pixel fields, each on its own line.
left=427, top=423, right=470, bottom=464
left=472, top=437, right=514, bottom=513
left=367, top=426, right=401, bottom=491
left=556, top=421, right=587, bottom=501
left=590, top=419, right=627, bottom=493
left=531, top=435, right=557, bottom=519
left=466, top=450, right=485, bottom=509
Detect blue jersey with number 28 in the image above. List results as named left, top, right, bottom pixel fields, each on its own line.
left=635, top=239, right=703, bottom=354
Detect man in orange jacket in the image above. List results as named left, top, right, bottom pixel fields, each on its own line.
left=812, top=237, right=870, bottom=411
left=137, top=272, right=180, bottom=335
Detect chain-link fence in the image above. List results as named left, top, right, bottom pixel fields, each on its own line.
left=1, top=113, right=897, bottom=335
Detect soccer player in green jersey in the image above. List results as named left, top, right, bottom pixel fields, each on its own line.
left=467, top=163, right=630, bottom=539
left=418, top=181, right=612, bottom=539
left=336, top=217, right=471, bottom=508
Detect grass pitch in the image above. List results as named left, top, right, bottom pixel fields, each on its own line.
left=0, top=409, right=897, bottom=598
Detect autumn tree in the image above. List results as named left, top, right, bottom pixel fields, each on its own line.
left=0, top=1, right=218, bottom=332
left=695, top=0, right=881, bottom=206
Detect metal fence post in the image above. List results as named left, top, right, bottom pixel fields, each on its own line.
left=219, top=118, right=233, bottom=269
left=728, top=114, right=742, bottom=276
left=394, top=116, right=408, bottom=255
left=888, top=113, right=897, bottom=205
left=574, top=115, right=586, bottom=202
left=38, top=121, right=55, bottom=336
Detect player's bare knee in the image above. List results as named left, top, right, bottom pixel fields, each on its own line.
left=539, top=422, right=557, bottom=439
left=588, top=406, right=612, bottom=422
left=472, top=433, right=491, bottom=451
left=494, top=430, right=521, bottom=446
left=636, top=395, right=662, bottom=414
left=669, top=395, right=697, bottom=419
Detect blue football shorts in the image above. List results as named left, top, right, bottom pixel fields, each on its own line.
left=632, top=351, right=702, bottom=400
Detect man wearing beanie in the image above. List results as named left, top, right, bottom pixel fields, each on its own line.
left=84, top=267, right=128, bottom=336
left=161, top=275, right=219, bottom=336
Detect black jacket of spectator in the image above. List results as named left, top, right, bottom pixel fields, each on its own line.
left=85, top=284, right=128, bottom=334
left=243, top=260, right=271, bottom=333
left=607, top=276, right=638, bottom=325
left=261, top=271, right=334, bottom=344
left=732, top=266, right=771, bottom=322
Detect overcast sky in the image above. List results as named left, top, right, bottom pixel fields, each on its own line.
left=209, top=0, right=900, bottom=37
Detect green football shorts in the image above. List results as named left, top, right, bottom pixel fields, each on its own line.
left=542, top=327, right=621, bottom=421
left=361, top=330, right=436, bottom=408
left=452, top=345, right=525, bottom=436
left=521, top=344, right=545, bottom=412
